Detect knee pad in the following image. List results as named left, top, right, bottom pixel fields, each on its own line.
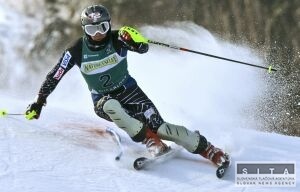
left=94, top=96, right=113, bottom=121
left=94, top=105, right=112, bottom=122
left=157, top=122, right=208, bottom=153
left=103, top=99, right=146, bottom=142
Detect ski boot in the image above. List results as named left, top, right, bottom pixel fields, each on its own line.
left=200, top=142, right=230, bottom=167
left=142, top=128, right=170, bottom=157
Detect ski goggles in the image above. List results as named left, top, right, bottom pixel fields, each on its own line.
left=84, top=21, right=110, bottom=36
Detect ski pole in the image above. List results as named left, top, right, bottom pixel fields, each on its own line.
left=120, top=26, right=277, bottom=72
left=0, top=109, right=37, bottom=120
left=147, top=40, right=277, bottom=72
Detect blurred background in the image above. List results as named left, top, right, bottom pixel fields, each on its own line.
left=1, top=0, right=299, bottom=136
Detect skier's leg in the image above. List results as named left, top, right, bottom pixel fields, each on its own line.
left=92, top=93, right=113, bottom=122
left=113, top=84, right=169, bottom=151
left=101, top=98, right=168, bottom=156
left=114, top=85, right=164, bottom=133
left=102, top=98, right=146, bottom=142
left=157, top=122, right=206, bottom=152
left=157, top=122, right=227, bottom=166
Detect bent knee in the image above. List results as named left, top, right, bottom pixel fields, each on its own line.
left=94, top=105, right=112, bottom=122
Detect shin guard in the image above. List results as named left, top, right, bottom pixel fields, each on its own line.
left=103, top=99, right=146, bottom=142
left=157, top=122, right=208, bottom=153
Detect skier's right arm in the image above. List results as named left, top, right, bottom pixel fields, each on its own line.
left=117, top=26, right=149, bottom=53
left=25, top=50, right=76, bottom=120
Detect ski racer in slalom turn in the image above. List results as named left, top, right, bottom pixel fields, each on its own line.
left=25, top=4, right=229, bottom=168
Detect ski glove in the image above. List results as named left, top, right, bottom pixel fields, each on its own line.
left=25, top=101, right=45, bottom=120
left=118, top=26, right=149, bottom=53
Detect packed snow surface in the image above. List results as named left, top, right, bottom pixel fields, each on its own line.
left=0, top=1, right=299, bottom=192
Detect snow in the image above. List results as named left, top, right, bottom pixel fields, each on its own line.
left=1, top=95, right=299, bottom=192
left=0, top=2, right=299, bottom=192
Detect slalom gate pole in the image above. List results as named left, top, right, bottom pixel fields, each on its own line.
left=148, top=40, right=277, bottom=72
left=106, top=127, right=123, bottom=161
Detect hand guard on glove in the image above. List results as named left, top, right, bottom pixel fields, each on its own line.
left=25, top=97, right=46, bottom=120
left=118, top=26, right=149, bottom=53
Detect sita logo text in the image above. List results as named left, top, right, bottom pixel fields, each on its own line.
left=235, top=161, right=296, bottom=187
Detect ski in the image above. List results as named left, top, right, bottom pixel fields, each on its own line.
left=133, top=146, right=180, bottom=170
left=216, top=153, right=231, bottom=178
left=133, top=145, right=230, bottom=179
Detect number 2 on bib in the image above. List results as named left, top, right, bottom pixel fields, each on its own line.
left=99, top=74, right=113, bottom=87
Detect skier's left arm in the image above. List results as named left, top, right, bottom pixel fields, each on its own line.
left=117, top=26, right=149, bottom=53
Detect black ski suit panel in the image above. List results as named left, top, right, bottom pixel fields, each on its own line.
left=36, top=30, right=163, bottom=132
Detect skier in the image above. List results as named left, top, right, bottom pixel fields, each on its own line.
left=26, top=4, right=229, bottom=167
